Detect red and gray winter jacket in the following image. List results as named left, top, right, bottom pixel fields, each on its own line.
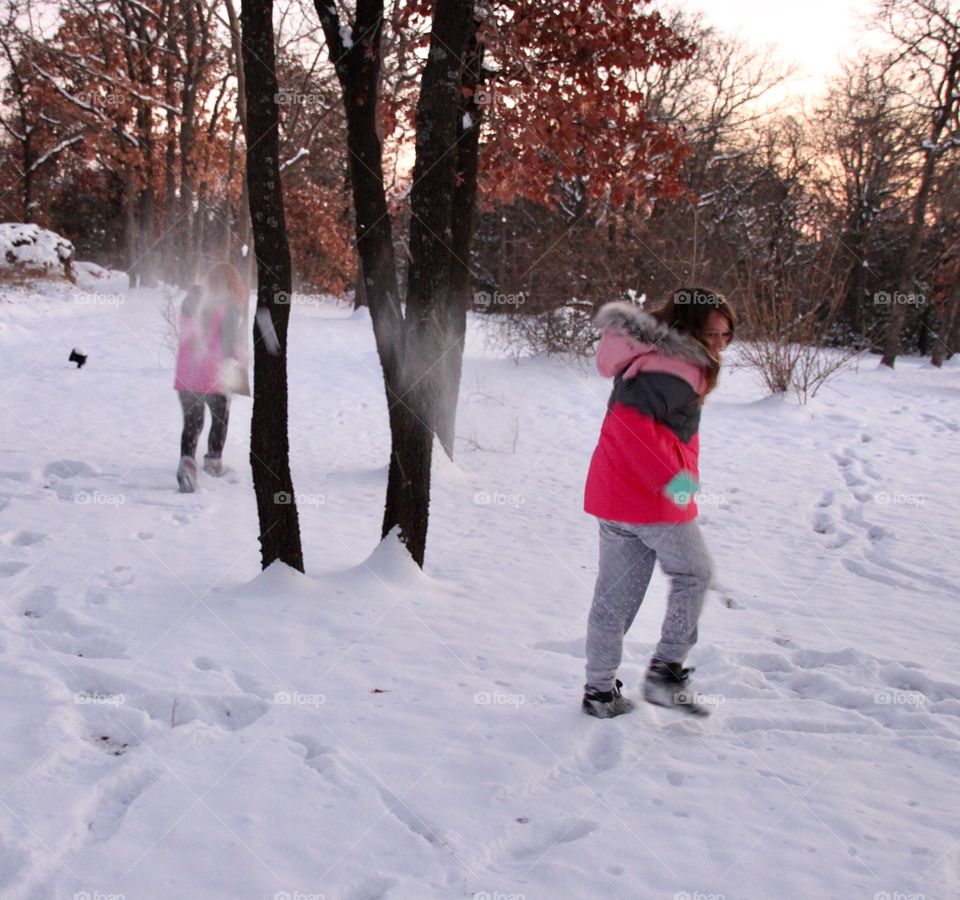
left=584, top=302, right=711, bottom=525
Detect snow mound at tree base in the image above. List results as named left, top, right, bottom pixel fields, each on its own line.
left=0, top=223, right=75, bottom=282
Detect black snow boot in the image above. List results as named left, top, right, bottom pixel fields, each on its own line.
left=582, top=679, right=634, bottom=719
left=643, top=659, right=711, bottom=716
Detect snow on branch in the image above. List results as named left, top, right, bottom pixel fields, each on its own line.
left=280, top=148, right=310, bottom=171
left=30, top=62, right=108, bottom=121
left=26, top=134, right=85, bottom=175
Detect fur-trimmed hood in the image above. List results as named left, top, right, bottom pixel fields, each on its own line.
left=594, top=301, right=711, bottom=367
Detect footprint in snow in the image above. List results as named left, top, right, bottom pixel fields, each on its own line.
left=0, top=470, right=31, bottom=484
left=85, top=768, right=160, bottom=842
left=0, top=529, right=46, bottom=547
left=68, top=668, right=270, bottom=734
left=43, top=459, right=98, bottom=479
left=287, top=735, right=350, bottom=785
left=192, top=658, right=275, bottom=700
left=102, top=565, right=135, bottom=589
left=12, top=585, right=128, bottom=659
left=497, top=726, right=624, bottom=803
left=506, top=817, right=598, bottom=860
left=0, top=560, right=29, bottom=578
left=13, top=584, right=58, bottom=618
left=378, top=786, right=444, bottom=846
left=586, top=727, right=623, bottom=774
left=811, top=510, right=833, bottom=535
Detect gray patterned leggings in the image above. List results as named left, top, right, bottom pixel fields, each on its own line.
left=585, top=518, right=713, bottom=692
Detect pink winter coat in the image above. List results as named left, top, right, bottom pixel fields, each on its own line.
left=173, top=292, right=250, bottom=396
left=584, top=302, right=711, bottom=525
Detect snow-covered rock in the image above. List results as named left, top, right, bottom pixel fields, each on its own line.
left=0, top=222, right=75, bottom=280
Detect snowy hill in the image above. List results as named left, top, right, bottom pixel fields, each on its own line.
left=0, top=279, right=958, bottom=899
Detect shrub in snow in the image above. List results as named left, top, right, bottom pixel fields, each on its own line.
left=487, top=298, right=599, bottom=358
left=0, top=223, right=75, bottom=282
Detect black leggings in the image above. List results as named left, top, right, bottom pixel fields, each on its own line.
left=178, top=391, right=230, bottom=460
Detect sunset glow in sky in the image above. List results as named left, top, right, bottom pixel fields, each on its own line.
left=672, top=0, right=880, bottom=101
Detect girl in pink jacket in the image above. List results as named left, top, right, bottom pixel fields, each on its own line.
left=582, top=288, right=736, bottom=717
left=174, top=263, right=250, bottom=492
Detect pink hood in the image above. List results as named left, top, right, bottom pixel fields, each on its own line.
left=594, top=303, right=709, bottom=395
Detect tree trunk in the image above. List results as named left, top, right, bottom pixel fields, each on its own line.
left=241, top=0, right=304, bottom=572
left=434, top=20, right=483, bottom=460
left=314, top=0, right=403, bottom=514
left=381, top=0, right=474, bottom=565
left=881, top=44, right=959, bottom=368
left=124, top=161, right=140, bottom=288
left=162, top=0, right=179, bottom=277
left=21, top=153, right=32, bottom=223
left=881, top=146, right=938, bottom=367
left=316, top=0, right=474, bottom=566
left=178, top=0, right=199, bottom=286
left=931, top=278, right=960, bottom=367
left=225, top=0, right=253, bottom=281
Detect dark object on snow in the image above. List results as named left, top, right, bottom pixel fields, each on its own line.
left=582, top=679, right=634, bottom=718
left=69, top=348, right=87, bottom=368
left=644, top=659, right=711, bottom=716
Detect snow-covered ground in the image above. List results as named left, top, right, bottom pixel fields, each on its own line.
left=0, top=274, right=958, bottom=900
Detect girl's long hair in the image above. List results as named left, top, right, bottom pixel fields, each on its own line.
left=204, top=262, right=247, bottom=310
left=649, top=287, right=737, bottom=395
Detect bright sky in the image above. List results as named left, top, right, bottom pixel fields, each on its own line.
left=670, top=0, right=881, bottom=104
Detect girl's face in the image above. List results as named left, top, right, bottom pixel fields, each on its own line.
left=701, top=310, right=733, bottom=355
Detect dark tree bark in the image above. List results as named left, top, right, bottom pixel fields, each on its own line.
left=384, top=0, right=476, bottom=564
left=931, top=277, right=960, bottom=366
left=434, top=20, right=484, bottom=459
left=316, top=0, right=476, bottom=566
left=241, top=0, right=304, bottom=572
